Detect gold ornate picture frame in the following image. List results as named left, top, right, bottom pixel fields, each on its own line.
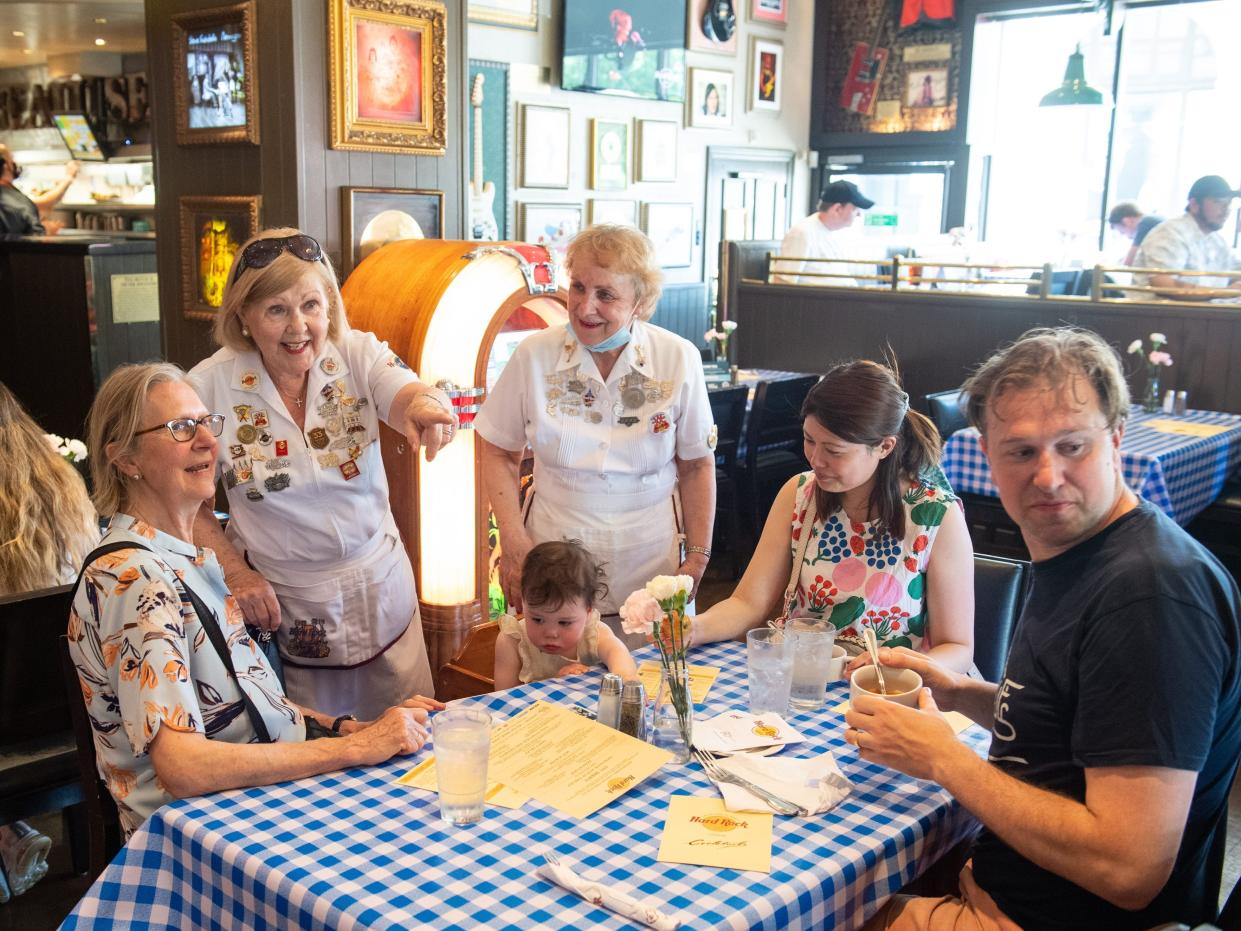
left=179, top=195, right=261, bottom=321
left=170, top=1, right=259, bottom=146
left=329, top=0, right=447, bottom=155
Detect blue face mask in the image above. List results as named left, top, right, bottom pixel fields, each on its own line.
left=585, top=324, right=632, bottom=354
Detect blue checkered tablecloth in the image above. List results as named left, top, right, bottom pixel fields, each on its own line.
left=63, top=641, right=989, bottom=930
left=942, top=407, right=1241, bottom=526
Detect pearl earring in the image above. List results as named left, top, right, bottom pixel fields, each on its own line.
left=242, top=326, right=250, bottom=337
left=131, top=473, right=141, bottom=480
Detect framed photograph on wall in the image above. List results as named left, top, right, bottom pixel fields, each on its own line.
left=688, top=0, right=738, bottom=55
left=561, top=0, right=686, bottom=102
left=750, top=37, right=783, bottom=111
left=520, top=104, right=570, bottom=189
left=588, top=199, right=638, bottom=226
left=590, top=119, right=630, bottom=192
left=170, top=1, right=259, bottom=145
left=749, top=0, right=787, bottom=26
left=905, top=67, right=949, bottom=108
left=179, top=195, right=261, bottom=321
left=329, top=0, right=447, bottom=155
left=636, top=119, right=677, bottom=182
left=341, top=186, right=444, bottom=276
left=687, top=67, right=734, bottom=129
left=468, top=59, right=511, bottom=240
left=468, top=0, right=537, bottom=29
left=642, top=202, right=693, bottom=267
left=519, top=202, right=583, bottom=265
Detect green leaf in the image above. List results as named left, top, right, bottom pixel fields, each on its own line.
left=906, top=612, right=926, bottom=637
left=828, top=596, right=865, bottom=629
left=910, top=501, right=948, bottom=527
left=907, top=572, right=925, bottom=600
left=886, top=635, right=913, bottom=649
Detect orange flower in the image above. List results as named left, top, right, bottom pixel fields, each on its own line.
left=139, top=660, right=158, bottom=689
left=114, top=566, right=140, bottom=594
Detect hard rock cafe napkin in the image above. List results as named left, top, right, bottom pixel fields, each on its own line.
left=692, top=711, right=806, bottom=753
left=536, top=853, right=683, bottom=930
left=713, top=752, right=853, bottom=816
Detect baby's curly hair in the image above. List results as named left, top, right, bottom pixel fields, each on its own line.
left=520, top=540, right=608, bottom=611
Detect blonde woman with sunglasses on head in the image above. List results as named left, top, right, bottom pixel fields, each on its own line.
left=185, top=228, right=453, bottom=720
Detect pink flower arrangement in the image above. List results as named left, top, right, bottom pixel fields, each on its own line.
left=1148, top=351, right=1173, bottom=367
left=620, top=576, right=694, bottom=754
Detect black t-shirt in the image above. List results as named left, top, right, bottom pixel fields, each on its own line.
left=0, top=183, right=45, bottom=235
left=1134, top=214, right=1163, bottom=247
left=972, top=502, right=1241, bottom=929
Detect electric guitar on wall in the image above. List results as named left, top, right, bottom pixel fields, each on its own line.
left=469, top=74, right=499, bottom=241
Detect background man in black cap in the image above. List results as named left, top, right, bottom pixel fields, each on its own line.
left=1135, top=175, right=1240, bottom=292
left=0, top=144, right=79, bottom=236
left=773, top=180, right=873, bottom=286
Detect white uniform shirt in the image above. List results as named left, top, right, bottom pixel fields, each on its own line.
left=1135, top=213, right=1241, bottom=288
left=772, top=212, right=860, bottom=287
left=474, top=320, right=715, bottom=506
left=187, top=329, right=418, bottom=565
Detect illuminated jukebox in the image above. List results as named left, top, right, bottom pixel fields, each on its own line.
left=341, top=241, right=567, bottom=681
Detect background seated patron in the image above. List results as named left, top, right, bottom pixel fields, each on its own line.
left=1135, top=175, right=1241, bottom=292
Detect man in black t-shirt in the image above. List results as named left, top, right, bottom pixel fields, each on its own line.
left=0, top=144, right=79, bottom=236
left=848, top=327, right=1241, bottom=930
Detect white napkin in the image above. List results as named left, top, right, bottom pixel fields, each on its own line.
left=693, top=711, right=806, bottom=753
left=537, top=854, right=683, bottom=930
left=713, top=752, right=853, bottom=815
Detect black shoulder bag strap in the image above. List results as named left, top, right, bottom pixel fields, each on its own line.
left=75, top=541, right=274, bottom=744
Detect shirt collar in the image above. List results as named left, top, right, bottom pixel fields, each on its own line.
left=111, top=513, right=203, bottom=561
left=556, top=320, right=652, bottom=381
left=229, top=343, right=350, bottom=413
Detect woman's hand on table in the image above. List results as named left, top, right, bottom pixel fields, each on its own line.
left=403, top=390, right=458, bottom=462
left=231, top=566, right=283, bottom=632
left=348, top=706, right=430, bottom=763
left=399, top=694, right=446, bottom=713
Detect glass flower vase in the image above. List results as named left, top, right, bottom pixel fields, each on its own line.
left=650, top=666, right=693, bottom=764
left=1142, top=369, right=1161, bottom=413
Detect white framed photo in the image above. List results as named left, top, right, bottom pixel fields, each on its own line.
left=588, top=199, right=638, bottom=226
left=750, top=38, right=783, bottom=112
left=687, top=67, right=734, bottom=129
left=520, top=104, right=570, bottom=189
left=519, top=201, right=582, bottom=265
left=636, top=119, right=678, bottom=182
left=642, top=202, right=694, bottom=268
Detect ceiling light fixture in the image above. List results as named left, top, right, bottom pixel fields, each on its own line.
left=94, top=38, right=106, bottom=46
left=1040, top=44, right=1104, bottom=107
left=12, top=31, right=24, bottom=37
left=95, top=17, right=108, bottom=24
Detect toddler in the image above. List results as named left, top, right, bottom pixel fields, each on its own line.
left=494, top=540, right=637, bottom=689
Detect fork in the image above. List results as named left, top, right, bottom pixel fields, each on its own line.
left=692, top=748, right=805, bottom=816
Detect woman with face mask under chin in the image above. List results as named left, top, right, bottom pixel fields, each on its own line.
left=476, top=225, right=717, bottom=633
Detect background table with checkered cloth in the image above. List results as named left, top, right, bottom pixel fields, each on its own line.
left=942, top=407, right=1241, bottom=526
left=64, top=640, right=989, bottom=930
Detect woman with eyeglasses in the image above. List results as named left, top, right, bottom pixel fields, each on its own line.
left=67, top=363, right=433, bottom=838
left=184, top=228, right=455, bottom=719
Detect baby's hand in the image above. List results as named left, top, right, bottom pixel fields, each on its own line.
left=557, top=662, right=589, bottom=677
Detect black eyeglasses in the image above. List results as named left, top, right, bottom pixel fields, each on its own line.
left=231, top=234, right=324, bottom=284
left=134, top=414, right=226, bottom=443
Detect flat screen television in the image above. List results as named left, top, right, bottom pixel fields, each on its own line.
left=561, top=0, right=686, bottom=102
left=52, top=113, right=108, bottom=161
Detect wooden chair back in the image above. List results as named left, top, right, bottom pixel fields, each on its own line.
left=437, top=621, right=500, bottom=702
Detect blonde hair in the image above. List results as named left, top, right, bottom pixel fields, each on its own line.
left=213, top=227, right=347, bottom=352
left=564, top=224, right=664, bottom=320
left=87, top=363, right=190, bottom=517
left=0, top=383, right=98, bottom=594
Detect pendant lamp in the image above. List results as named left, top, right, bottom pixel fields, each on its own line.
left=1039, top=44, right=1104, bottom=106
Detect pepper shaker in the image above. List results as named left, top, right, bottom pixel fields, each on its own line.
left=597, top=674, right=623, bottom=730
left=618, top=680, right=647, bottom=740
left=1175, top=390, right=1188, bottom=416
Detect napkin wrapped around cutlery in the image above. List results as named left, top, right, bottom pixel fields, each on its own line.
left=537, top=854, right=683, bottom=930
left=714, top=752, right=852, bottom=815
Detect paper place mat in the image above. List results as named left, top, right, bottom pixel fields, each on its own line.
left=637, top=660, right=720, bottom=704
left=396, top=757, right=529, bottom=809
left=657, top=796, right=772, bottom=872
left=831, top=700, right=975, bottom=736
left=1141, top=418, right=1235, bottom=438
left=693, top=711, right=805, bottom=753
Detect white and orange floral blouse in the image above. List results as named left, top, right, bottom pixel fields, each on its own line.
left=67, top=515, right=303, bottom=837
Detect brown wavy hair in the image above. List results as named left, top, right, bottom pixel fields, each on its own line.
left=0, top=383, right=98, bottom=594
left=520, top=540, right=609, bottom=611
left=800, top=359, right=942, bottom=540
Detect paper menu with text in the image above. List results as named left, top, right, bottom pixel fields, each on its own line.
left=485, top=701, right=672, bottom=818
left=395, top=757, right=529, bottom=809
left=636, top=660, right=720, bottom=704
left=657, top=796, right=772, bottom=872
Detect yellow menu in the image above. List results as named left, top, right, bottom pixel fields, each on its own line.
left=637, top=660, right=720, bottom=704
left=657, top=796, right=772, bottom=872
left=395, top=757, right=529, bottom=809
left=486, top=701, right=672, bottom=818
left=832, top=699, right=975, bottom=735
left=1142, top=418, right=1235, bottom=438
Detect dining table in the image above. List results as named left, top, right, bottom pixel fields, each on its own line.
left=942, top=406, right=1241, bottom=526
left=63, top=640, right=990, bottom=930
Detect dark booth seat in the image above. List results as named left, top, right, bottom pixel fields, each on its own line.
left=971, top=555, right=1029, bottom=683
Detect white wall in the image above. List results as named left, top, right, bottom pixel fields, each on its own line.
left=467, top=1, right=814, bottom=287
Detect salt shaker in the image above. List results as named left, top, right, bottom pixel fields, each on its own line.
left=1162, top=390, right=1176, bottom=414
left=618, top=680, right=647, bottom=740
left=597, top=674, right=623, bottom=730
left=1175, top=390, right=1188, bottom=416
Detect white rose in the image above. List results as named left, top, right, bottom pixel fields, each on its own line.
left=1126, top=340, right=1142, bottom=354
left=1150, top=332, right=1166, bottom=345
left=675, top=574, right=694, bottom=595
left=45, top=433, right=64, bottom=450
left=722, top=320, right=738, bottom=333
left=66, top=439, right=88, bottom=461
left=645, top=575, right=678, bottom=602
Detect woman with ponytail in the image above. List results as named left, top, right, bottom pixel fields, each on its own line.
left=692, top=359, right=974, bottom=673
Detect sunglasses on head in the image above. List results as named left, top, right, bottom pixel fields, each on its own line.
left=231, top=234, right=324, bottom=285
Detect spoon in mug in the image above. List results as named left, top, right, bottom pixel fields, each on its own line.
left=863, top=628, right=888, bottom=695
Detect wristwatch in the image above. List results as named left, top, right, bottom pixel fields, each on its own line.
left=330, top=714, right=356, bottom=735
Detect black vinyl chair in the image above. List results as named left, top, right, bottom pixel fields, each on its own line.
left=925, top=389, right=969, bottom=440
left=972, top=554, right=1029, bottom=683
left=708, top=384, right=751, bottom=578
left=737, top=375, right=819, bottom=537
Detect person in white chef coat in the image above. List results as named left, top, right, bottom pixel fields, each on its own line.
left=187, top=228, right=455, bottom=719
left=476, top=224, right=717, bottom=629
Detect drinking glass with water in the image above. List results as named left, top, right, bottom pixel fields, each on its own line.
left=787, top=619, right=837, bottom=712
left=747, top=628, right=799, bottom=716
left=432, top=708, right=492, bottom=825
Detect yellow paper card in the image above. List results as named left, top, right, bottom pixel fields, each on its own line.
left=637, top=660, right=720, bottom=704
left=486, top=701, right=672, bottom=818
left=1141, top=419, right=1234, bottom=438
left=832, top=700, right=975, bottom=735
left=395, top=756, right=530, bottom=809
left=657, top=796, right=772, bottom=872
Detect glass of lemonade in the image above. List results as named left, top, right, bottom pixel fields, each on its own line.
left=747, top=628, right=799, bottom=716
left=788, top=619, right=837, bottom=712
left=432, top=708, right=492, bottom=825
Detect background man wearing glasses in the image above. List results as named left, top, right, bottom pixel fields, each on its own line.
left=849, top=328, right=1241, bottom=930
left=1136, top=175, right=1241, bottom=292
